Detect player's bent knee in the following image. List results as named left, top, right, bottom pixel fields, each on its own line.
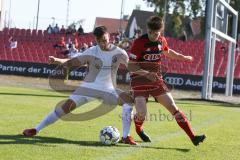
left=62, top=99, right=77, bottom=114
left=135, top=96, right=146, bottom=101
left=135, top=114, right=145, bottom=122
left=103, top=92, right=118, bottom=106
left=136, top=112, right=146, bottom=120
left=118, top=92, right=134, bottom=106
left=169, top=105, right=179, bottom=115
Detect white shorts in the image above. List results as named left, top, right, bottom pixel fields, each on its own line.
left=69, top=85, right=119, bottom=106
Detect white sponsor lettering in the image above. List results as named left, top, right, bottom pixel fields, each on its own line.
left=233, top=84, right=240, bottom=91
left=185, top=79, right=203, bottom=87
left=69, top=71, right=86, bottom=77
left=213, top=81, right=226, bottom=89
left=28, top=67, right=42, bottom=73
left=43, top=67, right=64, bottom=75
left=0, top=64, right=27, bottom=72
left=143, top=54, right=161, bottom=61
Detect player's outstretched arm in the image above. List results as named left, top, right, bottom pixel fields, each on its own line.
left=49, top=55, right=88, bottom=69
left=127, top=61, right=148, bottom=74
left=49, top=56, right=69, bottom=65
left=61, top=57, right=82, bottom=69
left=127, top=61, right=158, bottom=82
left=163, top=49, right=193, bottom=62
left=62, top=55, right=91, bottom=69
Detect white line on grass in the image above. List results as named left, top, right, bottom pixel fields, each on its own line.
left=96, top=115, right=224, bottom=160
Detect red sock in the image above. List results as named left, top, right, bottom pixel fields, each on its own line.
left=174, top=110, right=195, bottom=140
left=134, top=115, right=144, bottom=134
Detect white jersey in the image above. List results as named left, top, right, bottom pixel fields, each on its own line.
left=76, top=44, right=128, bottom=90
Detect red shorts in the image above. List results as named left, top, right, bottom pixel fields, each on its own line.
left=130, top=78, right=169, bottom=98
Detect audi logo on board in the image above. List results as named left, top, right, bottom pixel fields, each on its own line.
left=165, top=77, right=184, bottom=86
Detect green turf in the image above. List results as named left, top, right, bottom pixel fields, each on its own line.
left=0, top=86, right=240, bottom=160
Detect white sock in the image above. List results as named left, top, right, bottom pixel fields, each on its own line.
left=35, top=110, right=63, bottom=132
left=35, top=97, right=88, bottom=132
left=122, top=103, right=133, bottom=138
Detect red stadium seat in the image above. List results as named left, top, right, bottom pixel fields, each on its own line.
left=6, top=54, right=13, bottom=61
left=0, top=28, right=235, bottom=78
left=3, top=28, right=9, bottom=35
left=26, top=29, right=31, bottom=37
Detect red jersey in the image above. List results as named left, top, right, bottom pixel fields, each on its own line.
left=130, top=34, right=169, bottom=62
left=129, top=34, right=169, bottom=73
left=129, top=34, right=170, bottom=97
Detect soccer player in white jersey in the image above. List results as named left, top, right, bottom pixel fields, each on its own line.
left=23, top=26, right=137, bottom=145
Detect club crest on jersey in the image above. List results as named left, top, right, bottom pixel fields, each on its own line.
left=158, top=44, right=162, bottom=50
left=112, top=57, right=118, bottom=63
left=95, top=64, right=101, bottom=70
left=143, top=54, right=161, bottom=61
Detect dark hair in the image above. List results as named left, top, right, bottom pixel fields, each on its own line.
left=93, top=26, right=107, bottom=38
left=147, top=16, right=164, bottom=30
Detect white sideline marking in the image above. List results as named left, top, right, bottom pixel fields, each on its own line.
left=96, top=116, right=224, bottom=160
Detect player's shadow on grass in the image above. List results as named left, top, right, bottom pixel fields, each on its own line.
left=177, top=98, right=240, bottom=108
left=132, top=144, right=190, bottom=152
left=0, top=92, right=68, bottom=98
left=0, top=134, right=103, bottom=147
left=0, top=134, right=190, bottom=152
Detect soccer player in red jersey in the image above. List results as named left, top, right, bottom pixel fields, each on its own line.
left=128, top=16, right=206, bottom=146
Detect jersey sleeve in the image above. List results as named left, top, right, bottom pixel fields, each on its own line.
left=80, top=47, right=93, bottom=56
left=120, top=49, right=129, bottom=64
left=129, top=39, right=142, bottom=62
left=161, top=37, right=169, bottom=51
left=74, top=47, right=95, bottom=64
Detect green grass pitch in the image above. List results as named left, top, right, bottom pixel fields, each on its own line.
left=0, top=86, right=240, bottom=160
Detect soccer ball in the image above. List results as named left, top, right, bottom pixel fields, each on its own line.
left=99, top=126, right=120, bottom=145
